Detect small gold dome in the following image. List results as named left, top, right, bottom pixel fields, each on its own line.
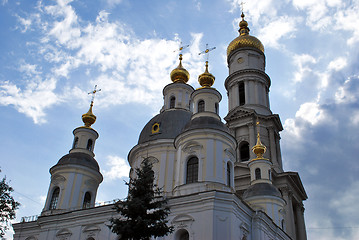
left=82, top=102, right=96, bottom=128
left=227, top=13, right=264, bottom=57
left=170, top=54, right=190, bottom=83
left=198, top=61, right=215, bottom=87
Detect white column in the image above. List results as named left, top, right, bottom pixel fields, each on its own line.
left=233, top=83, right=239, bottom=107
left=296, top=203, right=307, bottom=240
left=269, top=128, right=278, bottom=169
left=244, top=81, right=249, bottom=105
left=282, top=188, right=296, bottom=240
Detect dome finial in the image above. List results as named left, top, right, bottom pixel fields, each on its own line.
left=170, top=54, right=190, bottom=83
left=82, top=85, right=101, bottom=128
left=239, top=11, right=250, bottom=36
left=198, top=44, right=216, bottom=88
left=252, top=119, right=267, bottom=159
left=198, top=61, right=215, bottom=87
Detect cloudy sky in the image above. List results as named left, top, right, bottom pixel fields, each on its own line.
left=1, top=0, right=359, bottom=239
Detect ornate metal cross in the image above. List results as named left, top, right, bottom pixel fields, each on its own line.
left=198, top=43, right=216, bottom=61
left=88, top=85, right=101, bottom=103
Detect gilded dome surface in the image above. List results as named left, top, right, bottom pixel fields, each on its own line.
left=170, top=54, right=190, bottom=83
left=198, top=61, right=215, bottom=87
left=227, top=13, right=264, bottom=57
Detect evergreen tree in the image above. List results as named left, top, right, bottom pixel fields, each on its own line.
left=0, top=169, right=20, bottom=238
left=110, top=159, right=173, bottom=240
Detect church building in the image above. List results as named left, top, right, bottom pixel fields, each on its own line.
left=13, top=13, right=307, bottom=240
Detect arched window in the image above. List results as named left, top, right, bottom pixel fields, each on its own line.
left=198, top=100, right=205, bottom=112
left=240, top=142, right=250, bottom=161
left=215, top=102, right=219, bottom=114
left=49, top=187, right=60, bottom=210
left=170, top=96, right=176, bottom=109
left=268, top=169, right=272, bottom=181
left=83, top=192, right=91, bottom=209
left=175, top=229, right=189, bottom=240
left=255, top=168, right=261, bottom=180
left=239, top=82, right=245, bottom=106
left=227, top=162, right=231, bottom=187
left=281, top=219, right=285, bottom=229
left=86, top=139, right=93, bottom=151
left=72, top=137, right=78, bottom=149
left=179, top=231, right=189, bottom=240
left=186, top=157, right=198, bottom=184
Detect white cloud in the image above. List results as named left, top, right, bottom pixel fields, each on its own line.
left=292, top=54, right=317, bottom=83
left=19, top=62, right=42, bottom=77
left=335, top=5, right=359, bottom=45
left=295, top=102, right=325, bottom=125
left=258, top=16, right=299, bottom=49
left=4, top=0, right=206, bottom=124
left=102, top=155, right=131, bottom=181
left=334, top=76, right=359, bottom=104
left=0, top=78, right=58, bottom=124
left=328, top=57, right=347, bottom=71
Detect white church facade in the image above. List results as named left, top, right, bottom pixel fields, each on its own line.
left=13, top=13, right=307, bottom=240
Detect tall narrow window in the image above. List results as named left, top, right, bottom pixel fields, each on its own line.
left=240, top=142, right=250, bottom=161
left=72, top=137, right=78, bottom=149
left=215, top=102, right=219, bottom=114
left=186, top=157, right=198, bottom=184
left=83, top=192, right=91, bottom=209
left=227, top=162, right=231, bottom=187
left=170, top=96, right=176, bottom=109
left=255, top=168, right=261, bottom=180
left=268, top=169, right=272, bottom=181
left=239, top=82, right=245, bottom=106
left=198, top=100, right=205, bottom=112
left=49, top=187, right=60, bottom=210
left=87, top=139, right=93, bottom=151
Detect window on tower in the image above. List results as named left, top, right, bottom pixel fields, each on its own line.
left=87, top=139, right=93, bottom=151
left=255, top=168, right=261, bottom=180
left=227, top=162, right=231, bottom=187
left=198, top=100, right=205, bottom=112
left=215, top=102, right=219, bottom=114
left=240, top=142, right=250, bottom=161
left=186, top=157, right=199, bottom=184
left=49, top=187, right=60, bottom=210
left=239, top=82, right=245, bottom=106
left=170, top=96, right=176, bottom=109
left=83, top=192, right=91, bottom=209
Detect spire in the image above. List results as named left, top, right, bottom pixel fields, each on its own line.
left=170, top=54, right=190, bottom=83
left=82, top=85, right=100, bottom=128
left=198, top=61, right=215, bottom=88
left=239, top=12, right=250, bottom=36
left=252, top=120, right=267, bottom=159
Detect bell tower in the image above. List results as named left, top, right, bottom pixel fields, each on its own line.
left=224, top=13, right=284, bottom=174
left=42, top=90, right=103, bottom=215
left=224, top=13, right=308, bottom=240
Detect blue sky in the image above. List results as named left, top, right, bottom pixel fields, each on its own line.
left=1, top=0, right=359, bottom=239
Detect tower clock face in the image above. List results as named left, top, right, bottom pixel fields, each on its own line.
left=237, top=57, right=244, bottom=64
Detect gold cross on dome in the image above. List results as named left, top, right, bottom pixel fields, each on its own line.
left=88, top=85, right=101, bottom=103
left=198, top=43, right=216, bottom=61
left=173, top=42, right=190, bottom=55
left=240, top=1, right=246, bottom=13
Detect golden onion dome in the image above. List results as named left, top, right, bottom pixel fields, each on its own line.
left=170, top=54, right=190, bottom=83
left=82, top=101, right=96, bottom=128
left=227, top=12, right=264, bottom=57
left=198, top=61, right=215, bottom=87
